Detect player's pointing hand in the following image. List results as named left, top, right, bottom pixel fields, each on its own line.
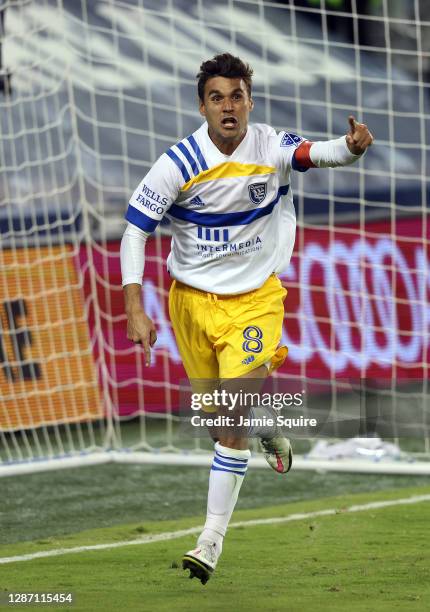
left=346, top=115, right=374, bottom=155
left=126, top=305, right=157, bottom=366
left=123, top=284, right=157, bottom=366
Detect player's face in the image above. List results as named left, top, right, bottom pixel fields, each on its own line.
left=199, top=77, right=254, bottom=153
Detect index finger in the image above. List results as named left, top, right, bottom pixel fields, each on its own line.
left=348, top=115, right=357, bottom=133
left=142, top=336, right=151, bottom=366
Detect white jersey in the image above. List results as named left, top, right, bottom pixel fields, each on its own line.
left=126, top=122, right=327, bottom=294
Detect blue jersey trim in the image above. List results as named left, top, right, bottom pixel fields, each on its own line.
left=168, top=184, right=289, bottom=227
left=187, top=135, right=209, bottom=171
left=125, top=205, right=159, bottom=233
left=291, top=151, right=310, bottom=173
left=166, top=148, right=191, bottom=182
left=176, top=142, right=199, bottom=176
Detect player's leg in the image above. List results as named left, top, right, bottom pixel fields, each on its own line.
left=183, top=276, right=292, bottom=582
left=169, top=281, right=225, bottom=582
left=183, top=363, right=267, bottom=583
left=182, top=440, right=250, bottom=583
left=169, top=282, right=265, bottom=582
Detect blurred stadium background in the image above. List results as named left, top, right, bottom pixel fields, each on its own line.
left=0, top=0, right=430, bottom=574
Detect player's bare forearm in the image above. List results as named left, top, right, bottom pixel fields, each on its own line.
left=124, top=282, right=143, bottom=313
left=346, top=115, right=374, bottom=155
left=123, top=283, right=157, bottom=366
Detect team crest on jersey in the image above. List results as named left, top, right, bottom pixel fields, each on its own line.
left=280, top=132, right=303, bottom=147
left=248, top=183, right=267, bottom=205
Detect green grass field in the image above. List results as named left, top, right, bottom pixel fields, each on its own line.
left=1, top=472, right=430, bottom=612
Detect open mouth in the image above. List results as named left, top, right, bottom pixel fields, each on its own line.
left=221, top=117, right=238, bottom=128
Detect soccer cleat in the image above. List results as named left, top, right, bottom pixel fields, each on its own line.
left=259, top=435, right=293, bottom=474
left=182, top=542, right=219, bottom=585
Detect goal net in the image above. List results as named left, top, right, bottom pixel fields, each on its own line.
left=1, top=0, right=429, bottom=476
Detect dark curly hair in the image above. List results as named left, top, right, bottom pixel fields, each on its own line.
left=197, top=53, right=253, bottom=102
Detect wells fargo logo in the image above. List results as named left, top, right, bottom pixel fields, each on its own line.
left=0, top=246, right=102, bottom=430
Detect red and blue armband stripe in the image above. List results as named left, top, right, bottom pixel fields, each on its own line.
left=291, top=141, right=316, bottom=172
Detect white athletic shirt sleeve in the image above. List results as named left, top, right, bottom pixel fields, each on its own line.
left=121, top=155, right=182, bottom=287
left=275, top=131, right=310, bottom=173
left=120, top=223, right=149, bottom=286
left=276, top=131, right=362, bottom=173
left=125, top=153, right=183, bottom=233
left=309, top=136, right=362, bottom=167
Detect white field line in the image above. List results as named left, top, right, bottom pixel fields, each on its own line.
left=1, top=493, right=429, bottom=565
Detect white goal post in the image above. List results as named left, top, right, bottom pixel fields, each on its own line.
left=0, top=0, right=429, bottom=476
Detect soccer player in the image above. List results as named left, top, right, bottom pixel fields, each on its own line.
left=120, top=53, right=373, bottom=584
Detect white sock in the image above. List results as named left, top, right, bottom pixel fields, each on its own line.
left=197, top=442, right=251, bottom=553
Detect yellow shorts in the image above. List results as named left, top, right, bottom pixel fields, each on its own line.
left=168, top=274, right=288, bottom=381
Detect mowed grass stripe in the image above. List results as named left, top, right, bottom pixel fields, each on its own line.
left=1, top=493, right=429, bottom=565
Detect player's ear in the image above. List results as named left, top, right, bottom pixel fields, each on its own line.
left=249, top=96, right=254, bottom=112
left=199, top=99, right=206, bottom=117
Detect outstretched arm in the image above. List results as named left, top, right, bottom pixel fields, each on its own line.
left=292, top=115, right=374, bottom=170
